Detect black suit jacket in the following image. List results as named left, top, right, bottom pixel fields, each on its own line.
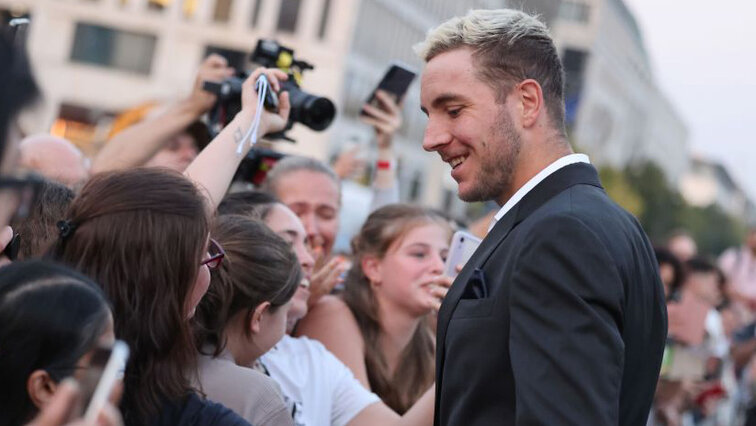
left=434, top=163, right=667, bottom=425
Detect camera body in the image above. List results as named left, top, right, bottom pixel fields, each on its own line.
left=204, top=39, right=336, bottom=139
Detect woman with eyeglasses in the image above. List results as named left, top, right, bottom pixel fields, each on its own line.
left=193, top=215, right=300, bottom=426
left=0, top=260, right=118, bottom=426
left=50, top=167, right=248, bottom=426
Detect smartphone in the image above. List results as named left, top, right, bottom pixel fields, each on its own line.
left=444, top=230, right=482, bottom=277
left=361, top=63, right=417, bottom=114
left=82, top=340, right=130, bottom=421
left=2, top=233, right=21, bottom=261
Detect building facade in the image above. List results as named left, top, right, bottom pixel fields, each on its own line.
left=2, top=0, right=357, bottom=159
left=546, top=0, right=689, bottom=185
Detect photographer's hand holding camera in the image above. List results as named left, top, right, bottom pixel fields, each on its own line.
left=91, top=54, right=233, bottom=173
left=185, top=67, right=290, bottom=209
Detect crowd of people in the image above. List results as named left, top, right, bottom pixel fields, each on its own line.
left=651, top=228, right=756, bottom=426
left=0, top=14, right=444, bottom=426
left=2, top=7, right=756, bottom=426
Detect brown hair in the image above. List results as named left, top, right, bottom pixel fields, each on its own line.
left=50, top=168, right=209, bottom=423
left=10, top=180, right=74, bottom=259
left=195, top=215, right=301, bottom=355
left=343, top=204, right=450, bottom=413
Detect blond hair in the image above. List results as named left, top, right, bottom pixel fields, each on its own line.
left=415, top=9, right=566, bottom=132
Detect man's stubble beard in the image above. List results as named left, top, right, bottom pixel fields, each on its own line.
left=459, top=108, right=522, bottom=203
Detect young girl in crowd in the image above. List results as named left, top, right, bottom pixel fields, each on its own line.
left=194, top=215, right=300, bottom=426
left=220, top=193, right=439, bottom=425
left=0, top=260, right=114, bottom=426
left=296, top=204, right=452, bottom=414
left=51, top=168, right=248, bottom=426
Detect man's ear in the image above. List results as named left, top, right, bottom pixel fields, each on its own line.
left=27, top=369, right=58, bottom=409
left=514, top=79, right=544, bottom=128
left=361, top=255, right=382, bottom=286
left=249, top=302, right=272, bottom=335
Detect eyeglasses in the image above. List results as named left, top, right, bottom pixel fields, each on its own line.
left=0, top=173, right=44, bottom=222
left=200, top=238, right=225, bottom=270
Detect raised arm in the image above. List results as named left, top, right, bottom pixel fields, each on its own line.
left=184, top=68, right=290, bottom=210
left=91, top=55, right=233, bottom=174
left=361, top=90, right=401, bottom=211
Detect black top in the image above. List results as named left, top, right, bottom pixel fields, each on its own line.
left=136, top=393, right=251, bottom=426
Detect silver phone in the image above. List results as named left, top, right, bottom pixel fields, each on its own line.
left=443, top=230, right=481, bottom=277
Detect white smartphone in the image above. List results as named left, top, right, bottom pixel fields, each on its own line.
left=444, top=230, right=482, bottom=277
left=83, top=340, right=130, bottom=421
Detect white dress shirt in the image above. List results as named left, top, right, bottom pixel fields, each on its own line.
left=489, top=153, right=591, bottom=231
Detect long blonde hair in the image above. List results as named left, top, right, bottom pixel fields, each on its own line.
left=343, top=204, right=450, bottom=413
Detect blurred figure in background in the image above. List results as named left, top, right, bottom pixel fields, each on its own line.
left=9, top=180, right=74, bottom=260
left=18, top=134, right=89, bottom=188
left=668, top=230, right=698, bottom=263
left=719, top=225, right=756, bottom=309
left=655, top=246, right=685, bottom=301
left=1, top=24, right=40, bottom=263
left=91, top=55, right=229, bottom=174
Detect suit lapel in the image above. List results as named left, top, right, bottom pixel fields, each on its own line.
left=435, top=163, right=603, bottom=391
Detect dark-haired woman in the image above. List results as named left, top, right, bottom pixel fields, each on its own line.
left=194, top=215, right=300, bottom=425
left=51, top=168, right=247, bottom=426
left=0, top=260, right=115, bottom=425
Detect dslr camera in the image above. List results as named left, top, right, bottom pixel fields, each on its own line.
left=203, top=39, right=336, bottom=140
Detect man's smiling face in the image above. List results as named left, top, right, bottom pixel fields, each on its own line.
left=420, top=47, right=522, bottom=203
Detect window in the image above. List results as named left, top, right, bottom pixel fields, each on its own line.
left=70, top=23, right=156, bottom=75
left=213, top=0, right=232, bottom=22
left=147, top=0, right=172, bottom=11
left=562, top=48, right=588, bottom=125
left=318, top=0, right=331, bottom=39
left=276, top=0, right=301, bottom=32
left=559, top=1, right=590, bottom=24
left=183, top=0, right=199, bottom=19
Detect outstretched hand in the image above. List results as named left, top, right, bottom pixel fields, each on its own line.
left=240, top=68, right=291, bottom=137
left=187, top=54, right=235, bottom=116
left=360, top=90, right=403, bottom=149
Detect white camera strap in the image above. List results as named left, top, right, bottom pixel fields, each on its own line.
left=236, top=74, right=270, bottom=156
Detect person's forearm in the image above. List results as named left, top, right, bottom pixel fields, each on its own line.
left=91, top=99, right=202, bottom=173
left=373, top=147, right=396, bottom=189
left=183, top=111, right=254, bottom=210
left=395, top=386, right=434, bottom=426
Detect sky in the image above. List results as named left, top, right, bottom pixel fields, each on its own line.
left=623, top=0, right=756, bottom=201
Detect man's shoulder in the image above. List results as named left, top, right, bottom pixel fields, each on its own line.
left=526, top=183, right=638, bottom=236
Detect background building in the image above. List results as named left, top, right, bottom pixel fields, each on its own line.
left=2, top=0, right=358, bottom=159
left=680, top=156, right=750, bottom=220
left=545, top=0, right=689, bottom=185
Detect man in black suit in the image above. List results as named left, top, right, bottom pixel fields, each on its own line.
left=417, top=9, right=667, bottom=425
